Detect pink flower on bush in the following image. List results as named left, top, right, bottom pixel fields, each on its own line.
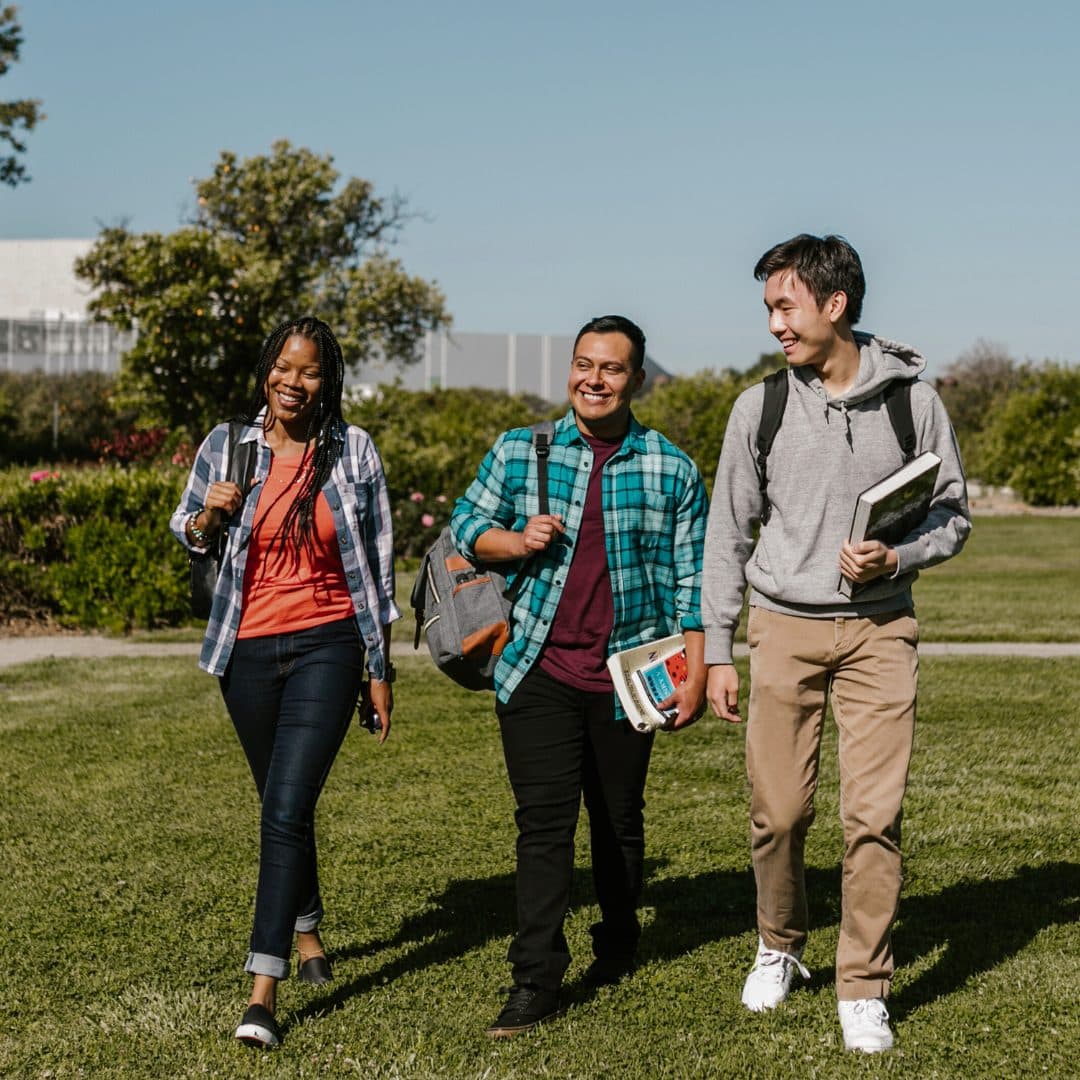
left=171, top=442, right=193, bottom=467
left=421, top=513, right=435, bottom=528
left=410, top=491, right=424, bottom=503
left=435, top=494, right=448, bottom=504
left=30, top=470, right=60, bottom=483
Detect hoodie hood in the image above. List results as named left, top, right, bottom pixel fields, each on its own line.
left=840, top=332, right=926, bottom=405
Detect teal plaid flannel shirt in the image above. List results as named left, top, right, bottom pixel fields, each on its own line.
left=450, top=409, right=707, bottom=708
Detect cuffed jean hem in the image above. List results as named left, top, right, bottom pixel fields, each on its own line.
left=294, top=907, right=323, bottom=933
left=245, top=951, right=291, bottom=980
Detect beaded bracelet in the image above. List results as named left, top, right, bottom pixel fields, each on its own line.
left=188, top=509, right=210, bottom=546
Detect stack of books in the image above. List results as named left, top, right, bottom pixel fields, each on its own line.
left=607, top=633, right=687, bottom=733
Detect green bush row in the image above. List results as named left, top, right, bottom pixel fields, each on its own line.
left=0, top=465, right=191, bottom=630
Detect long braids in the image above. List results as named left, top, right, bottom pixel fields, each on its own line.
left=242, top=316, right=347, bottom=558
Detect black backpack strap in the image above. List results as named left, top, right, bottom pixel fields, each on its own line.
left=220, top=421, right=257, bottom=555
left=532, top=420, right=555, bottom=516
left=490, top=421, right=557, bottom=607
left=883, top=378, right=917, bottom=463
left=755, top=370, right=788, bottom=525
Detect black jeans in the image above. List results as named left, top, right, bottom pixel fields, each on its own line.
left=219, top=616, right=363, bottom=979
left=495, top=666, right=655, bottom=991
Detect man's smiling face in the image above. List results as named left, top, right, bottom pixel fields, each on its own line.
left=567, top=331, right=644, bottom=438
left=763, top=269, right=845, bottom=370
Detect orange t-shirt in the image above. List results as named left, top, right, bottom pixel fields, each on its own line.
left=237, top=453, right=356, bottom=639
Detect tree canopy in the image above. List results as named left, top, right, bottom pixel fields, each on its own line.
left=0, top=5, right=43, bottom=186
left=75, top=141, right=450, bottom=436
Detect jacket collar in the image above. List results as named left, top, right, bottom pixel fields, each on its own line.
left=556, top=407, right=647, bottom=453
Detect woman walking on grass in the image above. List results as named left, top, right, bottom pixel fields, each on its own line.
left=170, top=316, right=398, bottom=1049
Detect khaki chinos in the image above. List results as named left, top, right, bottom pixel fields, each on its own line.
left=745, top=605, right=919, bottom=1000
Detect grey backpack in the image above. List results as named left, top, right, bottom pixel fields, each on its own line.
left=410, top=422, right=554, bottom=691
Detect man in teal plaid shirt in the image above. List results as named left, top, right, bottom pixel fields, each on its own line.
left=451, top=315, right=708, bottom=1037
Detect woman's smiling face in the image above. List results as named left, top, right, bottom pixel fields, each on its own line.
left=265, top=334, right=322, bottom=430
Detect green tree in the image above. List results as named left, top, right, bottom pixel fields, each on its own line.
left=346, top=384, right=553, bottom=505
left=935, top=340, right=1023, bottom=471
left=75, top=141, right=450, bottom=437
left=976, top=362, right=1080, bottom=506
left=634, top=368, right=759, bottom=489
left=0, top=371, right=137, bottom=465
left=739, top=350, right=787, bottom=382
left=0, top=5, right=43, bottom=186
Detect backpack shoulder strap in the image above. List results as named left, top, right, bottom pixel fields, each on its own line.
left=755, top=370, right=789, bottom=524
left=531, top=420, right=555, bottom=516
left=227, top=420, right=258, bottom=488
left=226, top=419, right=240, bottom=476
left=883, top=378, right=917, bottom=462
left=499, top=420, right=556, bottom=605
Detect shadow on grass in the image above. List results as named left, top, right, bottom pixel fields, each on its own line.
left=292, top=860, right=778, bottom=1024
left=639, top=865, right=837, bottom=959
left=891, top=861, right=1080, bottom=1018
left=290, top=869, right=520, bottom=1025
left=291, top=861, right=1076, bottom=1029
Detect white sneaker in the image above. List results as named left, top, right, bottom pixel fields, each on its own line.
left=740, top=937, right=811, bottom=1012
left=838, top=997, right=894, bottom=1053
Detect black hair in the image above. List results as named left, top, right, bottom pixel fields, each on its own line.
left=753, top=234, right=866, bottom=326
left=241, top=316, right=346, bottom=556
left=573, top=314, right=647, bottom=371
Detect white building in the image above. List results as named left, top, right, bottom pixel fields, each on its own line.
left=0, top=239, right=134, bottom=373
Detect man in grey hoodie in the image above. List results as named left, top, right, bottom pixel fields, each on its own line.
left=703, top=234, right=970, bottom=1054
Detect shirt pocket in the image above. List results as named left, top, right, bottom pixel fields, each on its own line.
left=333, top=480, right=371, bottom=530
left=637, top=491, right=678, bottom=550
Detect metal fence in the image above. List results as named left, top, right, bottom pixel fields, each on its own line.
left=0, top=317, right=135, bottom=375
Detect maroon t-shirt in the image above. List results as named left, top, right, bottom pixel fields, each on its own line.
left=538, top=432, right=623, bottom=692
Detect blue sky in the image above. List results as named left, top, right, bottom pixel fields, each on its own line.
left=3, top=1, right=1078, bottom=376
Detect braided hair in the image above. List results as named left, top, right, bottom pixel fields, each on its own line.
left=241, top=316, right=347, bottom=556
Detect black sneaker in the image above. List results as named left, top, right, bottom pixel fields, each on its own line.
left=485, top=984, right=560, bottom=1038
left=234, top=1003, right=281, bottom=1049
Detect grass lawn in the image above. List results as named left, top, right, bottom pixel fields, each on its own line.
left=913, top=516, right=1080, bottom=641
left=1, top=652, right=1077, bottom=1078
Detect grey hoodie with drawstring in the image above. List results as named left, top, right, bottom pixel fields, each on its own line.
left=702, top=333, right=971, bottom=665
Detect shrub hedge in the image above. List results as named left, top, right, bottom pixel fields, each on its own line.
left=0, top=465, right=191, bottom=630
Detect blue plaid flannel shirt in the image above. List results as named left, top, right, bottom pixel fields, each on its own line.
left=451, top=409, right=707, bottom=708
left=170, top=414, right=400, bottom=679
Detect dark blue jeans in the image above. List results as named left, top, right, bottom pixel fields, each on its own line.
left=496, top=666, right=655, bottom=991
left=220, top=616, right=363, bottom=979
